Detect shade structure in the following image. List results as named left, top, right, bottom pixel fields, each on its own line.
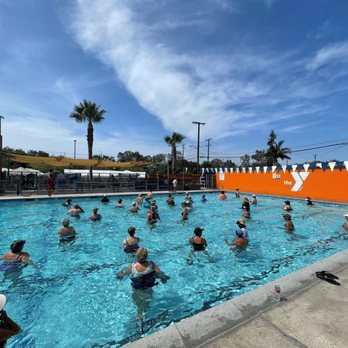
left=5, top=153, right=153, bottom=168
left=3, top=166, right=45, bottom=176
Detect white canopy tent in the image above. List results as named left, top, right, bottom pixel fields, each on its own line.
left=2, top=167, right=45, bottom=176
left=63, top=169, right=146, bottom=178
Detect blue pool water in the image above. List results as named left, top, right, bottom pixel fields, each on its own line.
left=0, top=193, right=347, bottom=347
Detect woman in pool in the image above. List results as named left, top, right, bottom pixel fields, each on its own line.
left=235, top=188, right=240, bottom=198
left=181, top=202, right=189, bottom=220
left=117, top=248, right=170, bottom=321
left=122, top=227, right=141, bottom=253
left=241, top=197, right=251, bottom=218
left=225, top=229, right=248, bottom=249
left=201, top=194, right=207, bottom=203
left=166, top=194, right=175, bottom=206
left=101, top=195, right=110, bottom=203
left=58, top=218, right=77, bottom=240
left=68, top=204, right=84, bottom=218
left=343, top=214, right=348, bottom=229
left=0, top=240, right=36, bottom=270
left=189, top=227, right=207, bottom=251
left=283, top=200, right=292, bottom=211
left=236, top=219, right=248, bottom=239
left=283, top=214, right=294, bottom=232
left=136, top=194, right=143, bottom=205
left=116, top=199, right=124, bottom=208
left=251, top=194, right=257, bottom=204
left=305, top=197, right=313, bottom=206
left=63, top=197, right=72, bottom=208
left=0, top=294, right=21, bottom=346
left=90, top=207, right=102, bottom=221
left=147, top=206, right=160, bottom=224
left=219, top=191, right=227, bottom=200
left=129, top=202, right=139, bottom=213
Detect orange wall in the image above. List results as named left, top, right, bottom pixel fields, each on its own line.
left=215, top=168, right=348, bottom=203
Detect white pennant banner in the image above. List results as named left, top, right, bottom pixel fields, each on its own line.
left=292, top=164, right=297, bottom=172
left=303, top=163, right=310, bottom=172
left=328, top=162, right=336, bottom=172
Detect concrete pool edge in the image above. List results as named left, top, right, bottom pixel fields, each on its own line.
left=125, top=248, right=348, bottom=348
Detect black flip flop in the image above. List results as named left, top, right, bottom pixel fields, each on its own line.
left=316, top=272, right=341, bottom=286
left=315, top=271, right=339, bottom=280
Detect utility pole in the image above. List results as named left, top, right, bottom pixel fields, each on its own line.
left=0, top=115, right=4, bottom=194
left=206, top=138, right=212, bottom=164
left=192, top=121, right=206, bottom=174
left=74, top=140, right=77, bottom=159
left=313, top=154, right=317, bottom=162
left=181, top=143, right=185, bottom=172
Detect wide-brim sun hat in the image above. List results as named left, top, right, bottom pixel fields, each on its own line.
left=0, top=294, right=6, bottom=311
left=237, top=219, right=246, bottom=225
left=242, top=196, right=249, bottom=202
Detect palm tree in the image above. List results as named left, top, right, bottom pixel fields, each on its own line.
left=70, top=100, right=106, bottom=180
left=266, top=130, right=291, bottom=165
left=164, top=132, right=185, bottom=173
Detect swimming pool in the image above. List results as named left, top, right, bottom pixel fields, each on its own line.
left=0, top=193, right=347, bottom=347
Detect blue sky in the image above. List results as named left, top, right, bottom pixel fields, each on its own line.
left=1, top=0, right=347, bottom=164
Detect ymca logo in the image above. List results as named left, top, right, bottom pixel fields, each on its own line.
left=290, top=172, right=310, bottom=192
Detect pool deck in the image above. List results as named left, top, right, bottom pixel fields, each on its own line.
left=126, top=249, right=348, bottom=348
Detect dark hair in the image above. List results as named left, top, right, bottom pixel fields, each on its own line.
left=128, top=227, right=136, bottom=236
left=118, top=199, right=122, bottom=203
left=10, top=240, right=26, bottom=253
left=221, top=191, right=225, bottom=194
left=194, top=227, right=203, bottom=236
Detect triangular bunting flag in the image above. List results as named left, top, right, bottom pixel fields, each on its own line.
left=249, top=167, right=253, bottom=173
left=272, top=166, right=277, bottom=172
left=242, top=167, right=246, bottom=173
left=344, top=161, right=348, bottom=171
left=309, top=163, right=316, bottom=171
left=263, top=166, right=268, bottom=173
left=336, top=161, right=344, bottom=171
left=316, top=162, right=322, bottom=169
left=282, top=165, right=287, bottom=173
left=321, top=162, right=328, bottom=171
left=328, top=162, right=336, bottom=172
left=256, top=167, right=260, bottom=173
left=303, top=163, right=310, bottom=172
left=297, top=164, right=304, bottom=171
left=292, top=164, right=297, bottom=172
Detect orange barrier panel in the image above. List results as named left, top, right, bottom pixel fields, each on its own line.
left=215, top=167, right=348, bottom=203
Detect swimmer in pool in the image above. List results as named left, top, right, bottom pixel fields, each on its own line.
left=63, top=197, right=72, bottom=208
left=0, top=294, right=21, bottom=346
left=219, top=191, right=227, bottom=200
left=58, top=218, right=77, bottom=240
left=136, top=194, right=143, bottom=205
left=189, top=227, right=207, bottom=251
left=235, top=188, right=240, bottom=198
left=283, top=200, right=292, bottom=211
left=181, top=202, right=189, bottom=220
left=241, top=197, right=250, bottom=218
left=343, top=214, right=348, bottom=229
left=1, top=240, right=36, bottom=269
left=283, top=214, right=294, bottom=232
left=101, top=195, right=110, bottom=203
left=116, top=199, right=124, bottom=208
left=90, top=207, right=102, bottom=221
left=147, top=206, right=160, bottom=224
left=236, top=219, right=248, bottom=239
left=122, top=227, right=141, bottom=253
left=305, top=197, right=313, bottom=206
left=166, top=194, right=175, bottom=206
left=68, top=204, right=84, bottom=218
left=129, top=202, right=139, bottom=213
left=201, top=194, right=207, bottom=203
left=225, top=229, right=248, bottom=249
left=251, top=194, right=257, bottom=204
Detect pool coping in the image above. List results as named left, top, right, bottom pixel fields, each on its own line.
left=125, top=248, right=348, bottom=348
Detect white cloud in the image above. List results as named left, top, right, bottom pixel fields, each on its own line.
left=307, top=41, right=348, bottom=70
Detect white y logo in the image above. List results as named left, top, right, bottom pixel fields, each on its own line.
left=291, top=172, right=310, bottom=191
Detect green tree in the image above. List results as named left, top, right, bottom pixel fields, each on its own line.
left=70, top=99, right=106, bottom=179
left=240, top=154, right=251, bottom=167
left=251, top=150, right=267, bottom=166
left=164, top=132, right=185, bottom=173
left=117, top=151, right=145, bottom=162
left=266, top=130, right=291, bottom=165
